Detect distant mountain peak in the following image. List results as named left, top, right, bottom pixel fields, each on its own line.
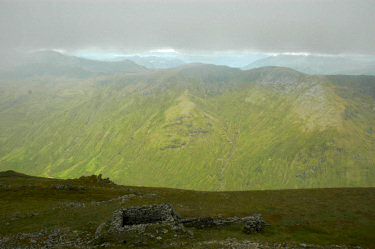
left=243, top=55, right=375, bottom=75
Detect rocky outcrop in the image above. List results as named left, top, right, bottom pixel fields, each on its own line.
left=77, top=174, right=114, bottom=185
left=242, top=214, right=267, bottom=234
left=97, top=174, right=114, bottom=184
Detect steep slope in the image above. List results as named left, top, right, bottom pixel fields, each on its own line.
left=0, top=65, right=374, bottom=190
left=243, top=55, right=375, bottom=75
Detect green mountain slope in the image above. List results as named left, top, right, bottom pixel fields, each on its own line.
left=0, top=65, right=374, bottom=190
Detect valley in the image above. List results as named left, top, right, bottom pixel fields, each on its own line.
left=1, top=63, right=374, bottom=190
left=1, top=0, right=374, bottom=248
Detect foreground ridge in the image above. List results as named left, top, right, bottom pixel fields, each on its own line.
left=0, top=171, right=374, bottom=248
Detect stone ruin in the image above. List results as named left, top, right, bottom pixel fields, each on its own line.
left=109, top=204, right=180, bottom=233
left=105, top=203, right=267, bottom=235
left=180, top=216, right=215, bottom=228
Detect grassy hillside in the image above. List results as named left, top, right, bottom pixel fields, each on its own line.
left=0, top=65, right=375, bottom=190
left=0, top=171, right=374, bottom=248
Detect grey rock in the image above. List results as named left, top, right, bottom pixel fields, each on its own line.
left=100, top=242, right=110, bottom=247
left=55, top=184, right=73, bottom=190
left=97, top=174, right=114, bottom=184
left=132, top=241, right=147, bottom=247
left=181, top=216, right=215, bottom=229
left=187, top=230, right=194, bottom=237
left=95, top=222, right=109, bottom=239
left=242, top=214, right=267, bottom=234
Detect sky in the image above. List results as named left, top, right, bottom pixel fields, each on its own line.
left=0, top=0, right=374, bottom=56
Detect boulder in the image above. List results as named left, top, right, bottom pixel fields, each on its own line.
left=95, top=222, right=110, bottom=239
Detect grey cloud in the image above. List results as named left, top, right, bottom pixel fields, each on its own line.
left=0, top=0, right=374, bottom=55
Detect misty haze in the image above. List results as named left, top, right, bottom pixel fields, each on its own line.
left=0, top=0, right=375, bottom=248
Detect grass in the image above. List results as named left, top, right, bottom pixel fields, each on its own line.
left=0, top=171, right=375, bottom=248
left=0, top=66, right=375, bottom=191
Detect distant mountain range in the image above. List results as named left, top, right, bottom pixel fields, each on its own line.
left=1, top=54, right=374, bottom=190
left=0, top=51, right=148, bottom=78
left=68, top=51, right=375, bottom=75
left=71, top=51, right=266, bottom=69
left=2, top=51, right=374, bottom=77
left=243, top=55, right=375, bottom=75
left=116, top=56, right=186, bottom=69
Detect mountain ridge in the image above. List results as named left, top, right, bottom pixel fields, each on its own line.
left=243, top=55, right=375, bottom=75
left=0, top=63, right=374, bottom=190
left=0, top=50, right=148, bottom=78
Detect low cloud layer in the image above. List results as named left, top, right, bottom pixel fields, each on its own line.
left=0, top=0, right=374, bottom=55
